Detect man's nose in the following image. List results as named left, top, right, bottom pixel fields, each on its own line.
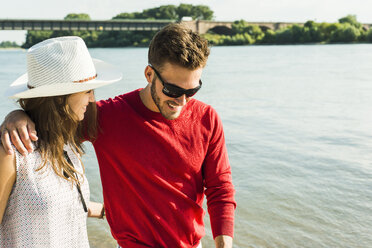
left=174, top=94, right=187, bottom=106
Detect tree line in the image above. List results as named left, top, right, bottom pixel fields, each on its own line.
left=0, top=41, right=20, bottom=48
left=22, top=4, right=213, bottom=48
left=206, top=15, right=372, bottom=45
left=10, top=4, right=372, bottom=48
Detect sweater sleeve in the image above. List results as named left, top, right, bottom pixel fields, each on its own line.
left=203, top=107, right=236, bottom=239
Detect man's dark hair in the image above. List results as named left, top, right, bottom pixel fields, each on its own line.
left=148, top=23, right=210, bottom=71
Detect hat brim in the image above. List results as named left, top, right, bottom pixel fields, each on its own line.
left=5, top=58, right=123, bottom=99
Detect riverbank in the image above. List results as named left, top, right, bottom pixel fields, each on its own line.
left=0, top=47, right=24, bottom=50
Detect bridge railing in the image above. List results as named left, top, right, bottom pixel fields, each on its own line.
left=0, top=19, right=175, bottom=31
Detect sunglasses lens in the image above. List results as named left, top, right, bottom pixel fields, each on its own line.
left=185, top=89, right=199, bottom=98
left=163, top=84, right=201, bottom=98
left=163, top=91, right=182, bottom=98
left=162, top=85, right=183, bottom=98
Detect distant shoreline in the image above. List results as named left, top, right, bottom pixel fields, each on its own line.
left=0, top=47, right=24, bottom=50
left=1, top=43, right=372, bottom=50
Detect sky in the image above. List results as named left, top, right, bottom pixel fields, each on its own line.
left=1, top=0, right=372, bottom=44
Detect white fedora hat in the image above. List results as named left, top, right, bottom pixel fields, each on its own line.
left=5, top=36, right=122, bottom=99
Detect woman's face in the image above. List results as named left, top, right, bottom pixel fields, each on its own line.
left=67, top=90, right=95, bottom=121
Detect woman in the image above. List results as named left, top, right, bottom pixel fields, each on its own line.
left=0, top=36, right=122, bottom=247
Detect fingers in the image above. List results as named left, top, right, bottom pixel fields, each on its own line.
left=27, top=120, right=38, bottom=142
left=1, top=109, right=38, bottom=156
left=18, top=125, right=34, bottom=153
left=1, top=128, right=14, bottom=155
left=9, top=128, right=28, bottom=156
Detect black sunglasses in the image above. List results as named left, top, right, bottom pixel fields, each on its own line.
left=149, top=65, right=202, bottom=98
left=63, top=150, right=88, bottom=213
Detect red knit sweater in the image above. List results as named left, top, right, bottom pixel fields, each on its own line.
left=93, top=89, right=236, bottom=247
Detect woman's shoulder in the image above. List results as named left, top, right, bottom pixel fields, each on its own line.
left=10, top=143, right=47, bottom=176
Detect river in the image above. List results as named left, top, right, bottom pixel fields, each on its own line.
left=1, top=44, right=372, bottom=248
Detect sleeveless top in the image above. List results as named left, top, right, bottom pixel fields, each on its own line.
left=0, top=144, right=90, bottom=248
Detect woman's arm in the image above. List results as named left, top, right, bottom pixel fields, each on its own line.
left=88, top=201, right=105, bottom=219
left=0, top=145, right=16, bottom=223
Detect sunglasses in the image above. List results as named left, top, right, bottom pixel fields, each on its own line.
left=149, top=65, right=202, bottom=98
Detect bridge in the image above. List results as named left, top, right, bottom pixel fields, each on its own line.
left=1, top=19, right=371, bottom=34
left=0, top=19, right=176, bottom=32
left=182, top=20, right=372, bottom=33
left=182, top=20, right=307, bottom=33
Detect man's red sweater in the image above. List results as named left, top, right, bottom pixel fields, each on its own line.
left=93, top=89, right=236, bottom=247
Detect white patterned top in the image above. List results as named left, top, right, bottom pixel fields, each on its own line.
left=0, top=144, right=90, bottom=248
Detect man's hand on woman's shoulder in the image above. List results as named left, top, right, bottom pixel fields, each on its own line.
left=0, top=110, right=38, bottom=156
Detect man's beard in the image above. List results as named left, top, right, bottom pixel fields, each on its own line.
left=150, top=79, right=180, bottom=120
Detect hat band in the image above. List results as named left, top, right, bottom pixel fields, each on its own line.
left=27, top=74, right=98, bottom=89
left=73, top=74, right=98, bottom=83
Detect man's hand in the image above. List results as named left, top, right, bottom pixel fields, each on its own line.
left=0, top=110, right=38, bottom=156
left=215, top=235, right=233, bottom=248
left=88, top=202, right=105, bottom=219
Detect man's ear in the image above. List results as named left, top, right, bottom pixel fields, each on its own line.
left=144, top=65, right=154, bottom=84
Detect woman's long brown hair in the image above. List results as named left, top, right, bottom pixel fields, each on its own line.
left=18, top=94, right=97, bottom=185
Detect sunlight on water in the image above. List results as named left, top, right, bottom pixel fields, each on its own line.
left=1, top=44, right=372, bottom=247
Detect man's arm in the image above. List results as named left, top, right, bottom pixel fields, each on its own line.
left=0, top=110, right=38, bottom=156
left=203, top=107, right=236, bottom=247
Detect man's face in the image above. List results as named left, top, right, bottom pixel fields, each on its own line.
left=150, top=63, right=203, bottom=120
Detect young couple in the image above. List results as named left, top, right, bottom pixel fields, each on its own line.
left=0, top=24, right=236, bottom=248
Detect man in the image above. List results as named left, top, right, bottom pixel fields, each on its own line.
left=1, top=24, right=236, bottom=248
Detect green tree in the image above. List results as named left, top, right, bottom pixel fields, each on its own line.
left=231, top=20, right=263, bottom=42
left=303, top=21, right=323, bottom=42
left=259, top=29, right=276, bottom=44
left=330, top=23, right=360, bottom=42
left=114, top=4, right=213, bottom=21
left=338, top=15, right=361, bottom=28
left=248, top=25, right=264, bottom=41
left=290, top=25, right=303, bottom=43
left=366, top=29, right=372, bottom=42
left=64, top=13, right=91, bottom=20
left=320, top=23, right=340, bottom=42
left=190, top=5, right=213, bottom=20
left=202, top=33, right=223, bottom=45
left=275, top=28, right=294, bottom=44
left=23, top=31, right=54, bottom=48
left=142, top=5, right=178, bottom=20
left=177, top=4, right=194, bottom=20
left=231, top=20, right=247, bottom=34
left=0, top=41, right=20, bottom=48
left=113, top=12, right=144, bottom=20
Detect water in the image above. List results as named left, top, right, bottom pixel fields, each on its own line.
left=1, top=45, right=372, bottom=248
